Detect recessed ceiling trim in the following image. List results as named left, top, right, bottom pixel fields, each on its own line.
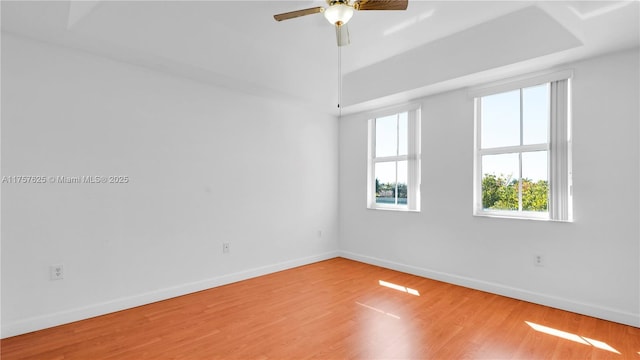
left=342, top=6, right=583, bottom=107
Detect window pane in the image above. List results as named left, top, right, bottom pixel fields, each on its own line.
left=481, top=153, right=519, bottom=210
left=376, top=115, right=398, bottom=157
left=369, top=109, right=420, bottom=211
left=481, top=90, right=520, bottom=149
left=522, top=151, right=548, bottom=212
left=523, top=84, right=549, bottom=145
left=375, top=162, right=396, bottom=204
left=397, top=160, right=408, bottom=205
left=398, top=112, right=408, bottom=156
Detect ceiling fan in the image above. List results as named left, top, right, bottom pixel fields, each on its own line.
left=273, top=0, right=408, bottom=46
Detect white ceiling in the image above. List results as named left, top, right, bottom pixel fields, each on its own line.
left=2, top=1, right=639, bottom=115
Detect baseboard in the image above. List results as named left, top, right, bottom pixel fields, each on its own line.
left=5, top=249, right=637, bottom=338
left=338, top=250, right=640, bottom=328
left=1, top=251, right=340, bottom=338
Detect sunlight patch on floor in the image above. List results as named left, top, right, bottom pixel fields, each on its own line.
left=356, top=302, right=401, bottom=319
left=379, top=280, right=420, bottom=296
left=525, top=321, right=621, bottom=354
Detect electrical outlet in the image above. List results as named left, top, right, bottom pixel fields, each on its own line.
left=534, top=255, right=544, bottom=267
left=222, top=242, right=230, bottom=254
left=50, top=264, right=64, bottom=280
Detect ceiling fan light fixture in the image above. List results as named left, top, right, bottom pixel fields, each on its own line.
left=324, top=3, right=354, bottom=25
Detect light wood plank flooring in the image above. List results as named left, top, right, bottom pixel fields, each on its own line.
left=2, top=258, right=639, bottom=359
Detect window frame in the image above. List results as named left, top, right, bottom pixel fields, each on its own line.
left=472, top=70, right=573, bottom=221
left=367, top=104, right=421, bottom=212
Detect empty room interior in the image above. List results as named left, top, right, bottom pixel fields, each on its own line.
left=1, top=0, right=639, bottom=358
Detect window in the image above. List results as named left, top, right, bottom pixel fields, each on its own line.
left=473, top=73, right=572, bottom=221
left=368, top=107, right=421, bottom=211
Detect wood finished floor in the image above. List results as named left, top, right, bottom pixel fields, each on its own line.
left=2, top=257, right=639, bottom=359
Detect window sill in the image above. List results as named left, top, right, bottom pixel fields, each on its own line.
left=473, top=211, right=572, bottom=223
left=368, top=206, right=420, bottom=213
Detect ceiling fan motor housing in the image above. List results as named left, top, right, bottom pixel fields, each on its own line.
left=324, top=1, right=355, bottom=25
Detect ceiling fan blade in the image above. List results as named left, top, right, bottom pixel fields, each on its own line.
left=336, top=23, right=350, bottom=47
left=273, top=7, right=324, bottom=21
left=355, top=0, right=408, bottom=11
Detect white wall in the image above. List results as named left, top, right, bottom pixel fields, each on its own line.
left=339, top=48, right=640, bottom=327
left=1, top=34, right=339, bottom=337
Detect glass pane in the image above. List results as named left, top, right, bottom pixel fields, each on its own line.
left=397, top=160, right=408, bottom=205
left=522, top=151, right=548, bottom=212
left=481, top=153, right=519, bottom=210
left=376, top=115, right=398, bottom=157
left=481, top=90, right=520, bottom=149
left=523, top=84, right=549, bottom=145
left=375, top=162, right=396, bottom=205
left=398, top=112, right=408, bottom=156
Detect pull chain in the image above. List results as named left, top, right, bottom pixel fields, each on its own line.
left=337, top=45, right=342, bottom=117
